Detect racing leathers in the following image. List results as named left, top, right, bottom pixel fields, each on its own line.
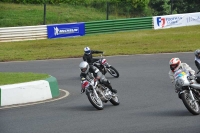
left=83, top=50, right=103, bottom=65
left=169, top=63, right=200, bottom=92
left=195, top=56, right=200, bottom=71
left=169, top=63, right=195, bottom=83
left=80, top=65, right=117, bottom=93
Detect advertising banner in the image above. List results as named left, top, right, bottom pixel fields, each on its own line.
left=153, top=14, right=186, bottom=29
left=47, top=22, right=85, bottom=39
left=186, top=12, right=200, bottom=26
left=153, top=12, right=200, bottom=30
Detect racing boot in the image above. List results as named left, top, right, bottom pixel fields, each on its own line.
left=105, top=81, right=117, bottom=93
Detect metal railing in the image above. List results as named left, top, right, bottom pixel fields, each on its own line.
left=85, top=17, right=153, bottom=35
left=0, top=25, right=47, bottom=42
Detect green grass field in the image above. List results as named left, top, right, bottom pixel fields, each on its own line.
left=0, top=2, right=124, bottom=27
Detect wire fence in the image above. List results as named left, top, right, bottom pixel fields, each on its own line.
left=1, top=1, right=200, bottom=27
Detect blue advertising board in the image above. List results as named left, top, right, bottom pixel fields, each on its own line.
left=47, top=22, right=85, bottom=39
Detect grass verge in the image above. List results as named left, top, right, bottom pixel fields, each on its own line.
left=0, top=25, right=200, bottom=61
left=0, top=72, right=50, bottom=85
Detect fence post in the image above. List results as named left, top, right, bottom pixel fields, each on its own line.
left=43, top=3, right=46, bottom=25
left=171, top=0, right=173, bottom=14
left=106, top=1, right=109, bottom=20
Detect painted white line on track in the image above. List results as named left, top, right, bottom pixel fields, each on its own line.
left=0, top=89, right=69, bottom=110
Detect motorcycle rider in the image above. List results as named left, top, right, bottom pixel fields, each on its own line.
left=194, top=49, right=200, bottom=72
left=169, top=58, right=200, bottom=92
left=83, top=47, right=104, bottom=65
left=79, top=61, right=117, bottom=93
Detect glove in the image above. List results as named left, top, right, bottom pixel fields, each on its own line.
left=81, top=87, right=85, bottom=93
left=81, top=80, right=89, bottom=93
left=94, top=77, right=100, bottom=82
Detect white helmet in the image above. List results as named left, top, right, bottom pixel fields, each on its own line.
left=169, top=58, right=181, bottom=72
left=84, top=47, right=91, bottom=55
left=79, top=61, right=89, bottom=74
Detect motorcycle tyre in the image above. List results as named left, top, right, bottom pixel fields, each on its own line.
left=181, top=90, right=200, bottom=115
left=110, top=95, right=120, bottom=106
left=87, top=92, right=104, bottom=110
left=107, top=66, right=119, bottom=78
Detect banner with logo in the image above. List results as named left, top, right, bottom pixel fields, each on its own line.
left=153, top=12, right=200, bottom=30
left=186, top=12, right=200, bottom=26
left=47, top=22, right=85, bottom=39
left=153, top=14, right=185, bottom=29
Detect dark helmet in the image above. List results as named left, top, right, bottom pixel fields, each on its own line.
left=194, top=49, right=200, bottom=59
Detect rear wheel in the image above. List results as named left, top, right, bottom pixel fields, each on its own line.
left=110, top=94, right=120, bottom=105
left=181, top=90, right=200, bottom=115
left=107, top=66, right=119, bottom=78
left=87, top=92, right=104, bottom=110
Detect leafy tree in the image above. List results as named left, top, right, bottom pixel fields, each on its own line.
left=172, top=0, right=200, bottom=14
left=149, top=0, right=171, bottom=15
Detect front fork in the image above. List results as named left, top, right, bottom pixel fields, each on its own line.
left=179, top=87, right=198, bottom=105
left=103, top=63, right=111, bottom=73
left=86, top=87, right=101, bottom=100
left=188, top=87, right=196, bottom=101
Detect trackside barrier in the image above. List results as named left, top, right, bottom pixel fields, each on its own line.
left=0, top=17, right=152, bottom=42
left=47, top=23, right=85, bottom=39
left=0, top=25, right=47, bottom=42
left=85, top=17, right=153, bottom=35
left=0, top=76, right=59, bottom=106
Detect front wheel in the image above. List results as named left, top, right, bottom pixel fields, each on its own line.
left=87, top=92, right=104, bottom=110
left=181, top=90, right=200, bottom=115
left=110, top=94, right=120, bottom=106
left=107, top=66, right=119, bottom=78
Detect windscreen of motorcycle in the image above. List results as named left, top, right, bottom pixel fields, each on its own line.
left=174, top=69, right=187, bottom=79
left=174, top=69, right=190, bottom=87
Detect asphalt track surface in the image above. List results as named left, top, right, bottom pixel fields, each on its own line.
left=1, top=53, right=200, bottom=133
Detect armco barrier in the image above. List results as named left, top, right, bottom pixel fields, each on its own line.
left=0, top=17, right=153, bottom=42
left=0, top=76, right=59, bottom=106
left=85, top=17, right=153, bottom=34
left=0, top=25, right=47, bottom=42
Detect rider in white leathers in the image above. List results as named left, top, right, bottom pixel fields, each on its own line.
left=168, top=57, right=195, bottom=83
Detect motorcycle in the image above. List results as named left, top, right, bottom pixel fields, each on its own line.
left=81, top=77, right=120, bottom=110
left=93, top=54, right=119, bottom=78
left=174, top=69, right=200, bottom=115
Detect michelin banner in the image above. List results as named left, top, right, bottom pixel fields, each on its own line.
left=47, top=22, right=85, bottom=39
left=153, top=12, right=200, bottom=30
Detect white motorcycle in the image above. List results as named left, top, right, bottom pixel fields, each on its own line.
left=81, top=77, right=120, bottom=110
left=174, top=69, right=200, bottom=115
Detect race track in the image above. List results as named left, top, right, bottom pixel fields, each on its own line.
left=1, top=53, right=200, bottom=133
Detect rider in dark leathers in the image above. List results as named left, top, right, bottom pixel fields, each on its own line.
left=83, top=47, right=103, bottom=65
left=194, top=49, right=200, bottom=71
left=79, top=61, right=117, bottom=93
